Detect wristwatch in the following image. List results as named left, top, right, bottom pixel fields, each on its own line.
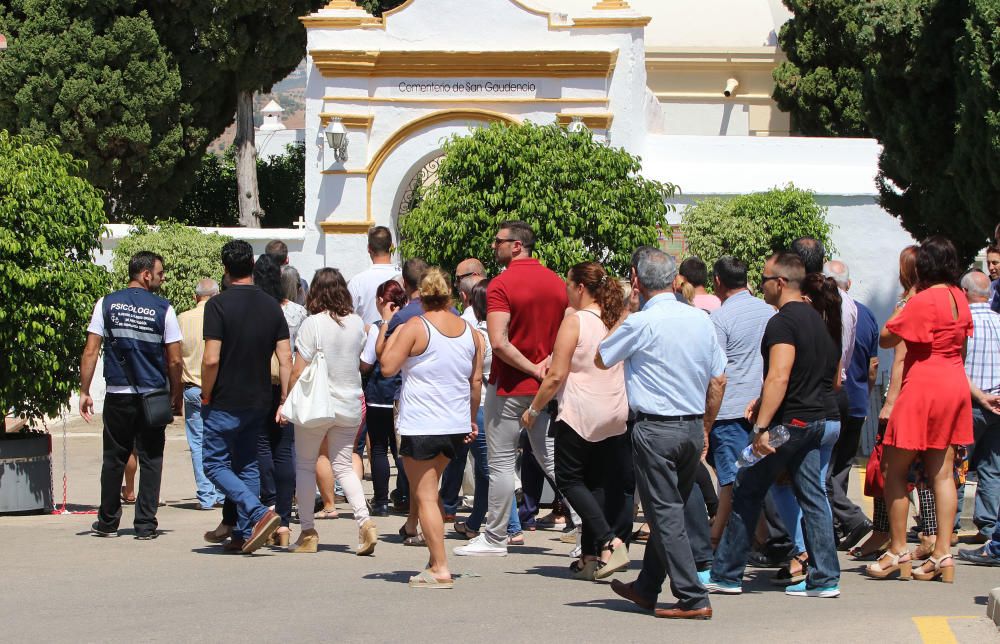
left=751, top=424, right=765, bottom=437
left=526, top=406, right=541, bottom=418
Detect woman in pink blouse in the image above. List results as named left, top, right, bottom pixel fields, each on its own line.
left=521, top=261, right=629, bottom=581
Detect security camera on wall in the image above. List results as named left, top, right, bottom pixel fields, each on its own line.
left=723, top=78, right=739, bottom=98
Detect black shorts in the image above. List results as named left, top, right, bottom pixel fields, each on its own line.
left=399, top=434, right=465, bottom=461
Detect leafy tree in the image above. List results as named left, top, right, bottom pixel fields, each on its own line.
left=175, top=143, right=305, bottom=228
left=110, top=223, right=232, bottom=315
left=0, top=0, right=325, bottom=226
left=0, top=1, right=195, bottom=222
left=147, top=0, right=325, bottom=227
left=399, top=122, right=675, bottom=277
left=775, top=0, right=1000, bottom=262
left=680, top=186, right=834, bottom=289
left=174, top=151, right=238, bottom=228
left=864, top=0, right=1000, bottom=261
left=772, top=0, right=873, bottom=136
left=258, top=143, right=307, bottom=229
left=0, top=132, right=110, bottom=423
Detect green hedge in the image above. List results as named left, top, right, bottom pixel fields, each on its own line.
left=0, top=131, right=110, bottom=422
left=110, top=222, right=232, bottom=314
left=680, top=185, right=834, bottom=288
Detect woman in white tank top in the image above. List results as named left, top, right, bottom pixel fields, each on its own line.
left=521, top=261, right=629, bottom=580
left=380, top=268, right=484, bottom=589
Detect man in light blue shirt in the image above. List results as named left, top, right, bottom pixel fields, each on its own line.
left=707, top=256, right=775, bottom=547
left=597, top=247, right=726, bottom=620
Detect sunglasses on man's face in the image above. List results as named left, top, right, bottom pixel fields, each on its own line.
left=759, top=274, right=785, bottom=285
left=492, top=238, right=518, bottom=247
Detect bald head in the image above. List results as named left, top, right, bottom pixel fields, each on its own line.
left=456, top=258, right=485, bottom=280
left=823, top=260, right=850, bottom=290
left=961, top=270, right=991, bottom=303
left=195, top=278, right=219, bottom=302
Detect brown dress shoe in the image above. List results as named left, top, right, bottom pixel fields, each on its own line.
left=242, top=510, right=280, bottom=554
left=654, top=605, right=713, bottom=620
left=610, top=579, right=655, bottom=611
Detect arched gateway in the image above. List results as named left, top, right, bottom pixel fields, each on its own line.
left=304, top=0, right=641, bottom=277
left=300, top=0, right=910, bottom=337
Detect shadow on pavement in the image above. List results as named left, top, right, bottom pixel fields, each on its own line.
left=565, top=598, right=645, bottom=613
left=362, top=571, right=417, bottom=584
left=974, top=595, right=988, bottom=606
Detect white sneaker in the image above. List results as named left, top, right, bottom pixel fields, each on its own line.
left=454, top=534, right=508, bottom=557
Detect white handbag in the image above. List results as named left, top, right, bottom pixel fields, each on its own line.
left=282, top=344, right=339, bottom=428
left=282, top=332, right=363, bottom=429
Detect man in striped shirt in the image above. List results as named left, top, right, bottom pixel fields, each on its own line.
left=960, top=270, right=1000, bottom=544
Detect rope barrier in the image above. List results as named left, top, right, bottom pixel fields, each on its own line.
left=49, top=412, right=96, bottom=515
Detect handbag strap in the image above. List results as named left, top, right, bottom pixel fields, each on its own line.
left=102, top=301, right=143, bottom=391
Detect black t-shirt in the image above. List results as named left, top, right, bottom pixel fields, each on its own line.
left=204, top=285, right=289, bottom=410
left=823, top=339, right=843, bottom=421
left=761, top=301, right=837, bottom=424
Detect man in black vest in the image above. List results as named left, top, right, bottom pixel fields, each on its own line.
left=80, top=251, right=183, bottom=539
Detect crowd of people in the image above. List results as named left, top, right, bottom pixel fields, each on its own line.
left=78, top=221, right=1000, bottom=618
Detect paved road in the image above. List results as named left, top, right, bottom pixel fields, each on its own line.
left=2, top=417, right=997, bottom=643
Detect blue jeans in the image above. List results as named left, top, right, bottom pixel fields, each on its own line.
left=989, top=505, right=1000, bottom=557
left=459, top=408, right=521, bottom=534
left=711, top=420, right=840, bottom=589
left=971, top=406, right=1000, bottom=538
left=202, top=406, right=269, bottom=540
left=183, top=387, right=223, bottom=509
left=709, top=418, right=753, bottom=487
left=772, top=419, right=841, bottom=554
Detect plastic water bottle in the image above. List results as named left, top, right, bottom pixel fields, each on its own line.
left=736, top=425, right=791, bottom=468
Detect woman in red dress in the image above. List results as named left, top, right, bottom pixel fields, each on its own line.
left=867, top=236, right=973, bottom=583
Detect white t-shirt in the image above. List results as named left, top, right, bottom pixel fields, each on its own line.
left=295, top=312, right=367, bottom=425
left=348, top=264, right=401, bottom=325
left=87, top=297, right=183, bottom=394
left=282, top=301, right=308, bottom=350
left=460, top=306, right=477, bottom=325
left=361, top=324, right=379, bottom=366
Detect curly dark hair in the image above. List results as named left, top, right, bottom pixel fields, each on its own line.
left=307, top=268, right=353, bottom=325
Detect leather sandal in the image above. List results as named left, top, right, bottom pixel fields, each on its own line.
left=849, top=538, right=890, bottom=561
left=912, top=554, right=955, bottom=583
left=865, top=550, right=912, bottom=580
left=770, top=553, right=808, bottom=585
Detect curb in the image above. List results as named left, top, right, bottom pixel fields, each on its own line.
left=989, top=587, right=1000, bottom=628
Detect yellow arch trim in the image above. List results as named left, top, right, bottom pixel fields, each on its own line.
left=365, top=109, right=519, bottom=221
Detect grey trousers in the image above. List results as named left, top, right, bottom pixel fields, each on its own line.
left=633, top=418, right=710, bottom=610
left=483, top=386, right=580, bottom=544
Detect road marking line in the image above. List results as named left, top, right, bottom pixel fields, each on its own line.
left=912, top=616, right=978, bottom=644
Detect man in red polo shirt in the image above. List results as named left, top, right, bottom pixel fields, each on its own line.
left=455, top=220, right=578, bottom=557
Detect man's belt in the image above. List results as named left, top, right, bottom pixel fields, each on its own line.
left=183, top=382, right=199, bottom=390
left=635, top=412, right=703, bottom=422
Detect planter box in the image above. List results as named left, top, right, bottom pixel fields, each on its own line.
left=0, top=432, right=53, bottom=514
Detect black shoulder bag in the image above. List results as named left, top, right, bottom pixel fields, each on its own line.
left=103, top=307, right=174, bottom=427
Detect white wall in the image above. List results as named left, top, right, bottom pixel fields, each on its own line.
left=96, top=224, right=318, bottom=282
left=256, top=128, right=305, bottom=161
